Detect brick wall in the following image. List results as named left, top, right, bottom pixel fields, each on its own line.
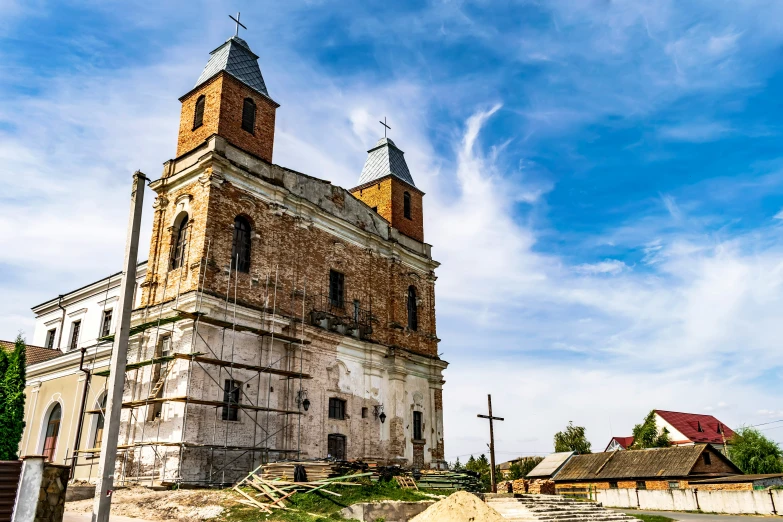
left=176, top=72, right=277, bottom=162
left=351, top=176, right=425, bottom=243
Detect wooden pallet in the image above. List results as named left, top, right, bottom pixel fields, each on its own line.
left=395, top=475, right=418, bottom=490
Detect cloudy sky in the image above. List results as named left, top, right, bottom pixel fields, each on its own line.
left=2, top=0, right=782, bottom=460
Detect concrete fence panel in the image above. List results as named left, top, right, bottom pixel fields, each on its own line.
left=638, top=490, right=673, bottom=510
left=670, top=489, right=699, bottom=511
left=597, top=488, right=636, bottom=508
left=772, top=490, right=783, bottom=514
left=697, top=490, right=776, bottom=515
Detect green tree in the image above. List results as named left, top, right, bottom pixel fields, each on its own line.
left=508, top=456, right=544, bottom=479
left=0, top=335, right=26, bottom=460
left=631, top=410, right=671, bottom=449
left=450, top=457, right=463, bottom=470
left=729, top=427, right=783, bottom=474
left=464, top=454, right=500, bottom=491
left=554, top=421, right=592, bottom=454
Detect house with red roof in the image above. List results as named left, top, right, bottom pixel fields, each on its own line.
left=605, top=410, right=735, bottom=454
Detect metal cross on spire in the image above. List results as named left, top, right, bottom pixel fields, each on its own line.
left=229, top=12, right=247, bottom=37
left=379, top=117, right=391, bottom=138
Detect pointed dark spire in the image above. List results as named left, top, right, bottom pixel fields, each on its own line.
left=194, top=36, right=269, bottom=97
left=357, top=137, right=416, bottom=187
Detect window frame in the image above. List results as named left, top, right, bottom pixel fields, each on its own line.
left=329, top=270, right=345, bottom=309
left=69, top=320, right=81, bottom=351
left=609, top=481, right=618, bottom=489
left=170, top=216, right=189, bottom=270
left=413, top=411, right=423, bottom=441
left=193, top=94, right=206, bottom=130
left=703, top=452, right=711, bottom=465
left=222, top=379, right=241, bottom=422
left=407, top=285, right=418, bottom=331
left=403, top=191, right=412, bottom=219
left=327, top=433, right=347, bottom=460
left=43, top=403, right=62, bottom=461
left=328, top=397, right=346, bottom=420
left=241, top=97, right=256, bottom=134
left=100, top=309, right=113, bottom=338
left=231, top=216, right=252, bottom=273
left=45, top=328, right=56, bottom=349
left=93, top=394, right=107, bottom=449
left=636, top=481, right=647, bottom=490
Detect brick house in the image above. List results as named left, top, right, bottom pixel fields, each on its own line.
left=553, top=444, right=742, bottom=494
left=17, top=31, right=447, bottom=485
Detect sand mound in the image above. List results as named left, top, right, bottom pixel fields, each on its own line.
left=65, top=487, right=235, bottom=521
left=410, top=491, right=505, bottom=522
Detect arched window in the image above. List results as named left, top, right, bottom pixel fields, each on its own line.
left=93, top=394, right=107, bottom=449
left=231, top=216, right=252, bottom=273
left=42, top=403, right=62, bottom=461
left=241, top=98, right=256, bottom=134
left=403, top=191, right=412, bottom=219
left=407, top=285, right=418, bottom=331
left=170, top=216, right=189, bottom=269
left=193, top=95, right=205, bottom=130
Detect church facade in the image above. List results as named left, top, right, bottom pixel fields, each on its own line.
left=16, top=32, right=447, bottom=485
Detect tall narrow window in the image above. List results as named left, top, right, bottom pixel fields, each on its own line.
left=328, top=398, right=346, bottom=420
left=222, top=379, right=241, bottom=421
left=329, top=270, right=345, bottom=309
left=43, top=404, right=62, bottom=461
left=403, top=191, right=412, bottom=219
left=703, top=452, right=711, bottom=465
left=93, top=395, right=107, bottom=449
left=170, top=216, right=189, bottom=269
left=413, top=411, right=423, bottom=440
left=407, top=286, right=418, bottom=331
left=327, top=434, right=346, bottom=460
left=100, top=309, right=113, bottom=338
left=231, top=216, right=252, bottom=273
left=69, top=320, right=81, bottom=350
left=193, top=94, right=205, bottom=130
left=45, top=329, right=56, bottom=349
left=241, top=97, right=256, bottom=134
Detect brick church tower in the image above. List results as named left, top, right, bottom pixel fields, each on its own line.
left=123, top=29, right=447, bottom=485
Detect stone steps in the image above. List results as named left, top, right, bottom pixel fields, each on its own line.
left=485, top=496, right=638, bottom=522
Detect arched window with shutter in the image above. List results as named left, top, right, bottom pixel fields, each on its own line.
left=232, top=216, right=252, bottom=273
left=407, top=285, right=418, bottom=331
left=404, top=191, right=412, bottom=219
left=42, top=403, right=62, bottom=461
left=170, top=216, right=189, bottom=270
left=241, top=98, right=256, bottom=134
left=193, top=95, right=205, bottom=130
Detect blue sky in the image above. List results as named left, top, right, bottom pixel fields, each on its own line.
left=2, top=0, right=783, bottom=460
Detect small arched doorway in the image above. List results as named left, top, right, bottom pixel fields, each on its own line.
left=42, top=403, right=62, bottom=461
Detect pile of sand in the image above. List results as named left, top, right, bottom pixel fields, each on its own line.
left=66, top=487, right=236, bottom=521
left=410, top=491, right=505, bottom=522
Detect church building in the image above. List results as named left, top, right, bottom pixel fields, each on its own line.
left=15, top=30, right=447, bottom=485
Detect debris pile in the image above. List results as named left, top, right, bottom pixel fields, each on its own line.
left=410, top=491, right=505, bottom=522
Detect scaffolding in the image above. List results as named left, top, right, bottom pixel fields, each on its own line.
left=71, top=237, right=322, bottom=487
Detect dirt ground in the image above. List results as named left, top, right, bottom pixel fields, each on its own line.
left=66, top=487, right=239, bottom=521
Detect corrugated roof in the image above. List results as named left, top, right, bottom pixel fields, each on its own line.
left=554, top=445, right=740, bottom=481
left=656, top=410, right=735, bottom=444
left=527, top=452, right=574, bottom=478
left=1, top=340, right=64, bottom=365
left=689, top=474, right=783, bottom=484
left=356, top=137, right=416, bottom=188
left=195, top=36, right=269, bottom=97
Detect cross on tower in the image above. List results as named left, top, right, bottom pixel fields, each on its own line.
left=477, top=394, right=504, bottom=493
left=229, top=12, right=247, bottom=37
left=379, top=117, right=391, bottom=138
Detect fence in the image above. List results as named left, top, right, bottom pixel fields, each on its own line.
left=596, top=488, right=783, bottom=516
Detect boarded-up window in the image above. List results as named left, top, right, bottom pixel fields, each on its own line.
left=242, top=98, right=256, bottom=133
left=193, top=95, right=205, bottom=130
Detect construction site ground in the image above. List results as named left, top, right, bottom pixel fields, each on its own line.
left=64, top=482, right=439, bottom=522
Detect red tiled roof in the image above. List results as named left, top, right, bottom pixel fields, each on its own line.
left=655, top=410, right=735, bottom=444
left=612, top=436, right=635, bottom=449
left=0, top=340, right=64, bottom=365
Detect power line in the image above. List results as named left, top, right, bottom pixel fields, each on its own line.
left=748, top=419, right=783, bottom=428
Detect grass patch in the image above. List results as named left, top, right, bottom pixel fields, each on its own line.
left=628, top=515, right=676, bottom=522
left=223, top=480, right=441, bottom=522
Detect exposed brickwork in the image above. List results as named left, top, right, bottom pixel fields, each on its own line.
left=690, top=482, right=753, bottom=491
left=498, top=479, right=556, bottom=495
left=352, top=176, right=424, bottom=242
left=176, top=72, right=277, bottom=162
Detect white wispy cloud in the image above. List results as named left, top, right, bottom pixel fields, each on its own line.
left=658, top=121, right=732, bottom=142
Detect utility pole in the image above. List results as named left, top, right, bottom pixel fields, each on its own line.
left=92, top=171, right=147, bottom=522
left=477, top=394, right=504, bottom=493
